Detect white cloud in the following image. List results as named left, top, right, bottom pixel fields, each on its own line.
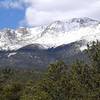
left=0, top=0, right=100, bottom=27
left=0, top=0, right=25, bottom=9
left=20, top=0, right=100, bottom=26
left=19, top=0, right=100, bottom=26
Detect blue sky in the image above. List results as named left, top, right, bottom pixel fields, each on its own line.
left=0, top=8, right=25, bottom=29
left=0, top=0, right=100, bottom=29
left=0, top=0, right=26, bottom=29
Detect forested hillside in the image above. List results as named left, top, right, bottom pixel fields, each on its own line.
left=0, top=41, right=100, bottom=100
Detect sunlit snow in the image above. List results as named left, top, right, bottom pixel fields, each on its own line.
left=0, top=18, right=100, bottom=51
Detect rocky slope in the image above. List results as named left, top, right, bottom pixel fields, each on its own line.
left=0, top=17, right=100, bottom=68
left=0, top=17, right=100, bottom=51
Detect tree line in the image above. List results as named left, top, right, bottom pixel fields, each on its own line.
left=0, top=41, right=100, bottom=100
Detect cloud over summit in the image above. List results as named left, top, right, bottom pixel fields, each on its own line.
left=0, top=0, right=100, bottom=27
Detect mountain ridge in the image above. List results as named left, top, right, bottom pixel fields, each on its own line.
left=0, top=17, right=100, bottom=51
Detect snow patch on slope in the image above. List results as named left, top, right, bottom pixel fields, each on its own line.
left=0, top=17, right=100, bottom=51
left=8, top=52, right=17, bottom=57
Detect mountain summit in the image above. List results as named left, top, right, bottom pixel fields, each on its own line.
left=0, top=17, right=100, bottom=50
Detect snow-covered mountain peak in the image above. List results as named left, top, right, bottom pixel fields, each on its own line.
left=66, top=17, right=99, bottom=30
left=69, top=17, right=97, bottom=23
left=42, top=17, right=100, bottom=34
left=0, top=17, right=100, bottom=50
left=43, top=20, right=65, bottom=34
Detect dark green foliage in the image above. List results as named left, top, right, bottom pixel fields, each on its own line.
left=1, top=82, right=22, bottom=100
left=0, top=41, right=100, bottom=100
